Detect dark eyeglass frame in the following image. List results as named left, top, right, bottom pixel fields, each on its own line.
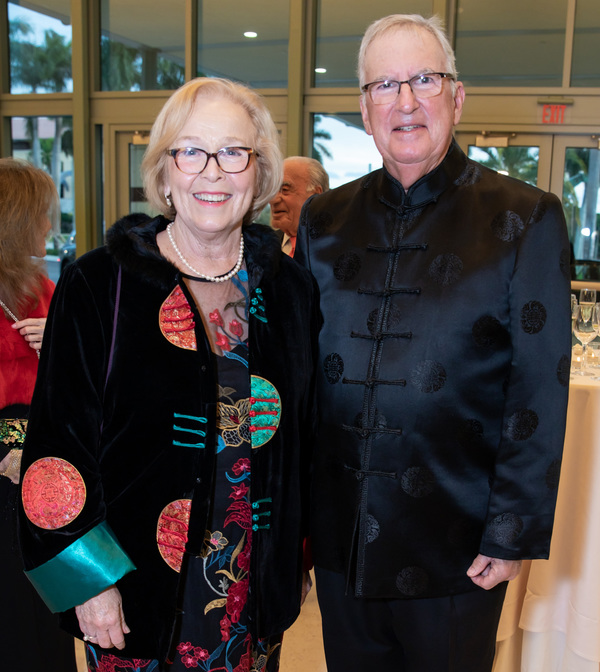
left=167, top=146, right=258, bottom=174
left=361, top=72, right=455, bottom=104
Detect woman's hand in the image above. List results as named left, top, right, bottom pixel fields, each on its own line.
left=12, top=317, right=46, bottom=353
left=75, top=585, right=130, bottom=650
left=0, top=449, right=21, bottom=484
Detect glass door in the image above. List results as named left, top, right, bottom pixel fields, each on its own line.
left=550, top=136, right=600, bottom=287
left=114, top=130, right=155, bottom=223
left=455, top=132, right=553, bottom=191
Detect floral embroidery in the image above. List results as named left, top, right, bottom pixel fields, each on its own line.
left=201, top=530, right=229, bottom=556
left=85, top=647, right=158, bottom=672
left=218, top=388, right=251, bottom=449
left=210, top=307, right=248, bottom=354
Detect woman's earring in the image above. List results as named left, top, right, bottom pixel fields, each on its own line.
left=165, top=193, right=172, bottom=207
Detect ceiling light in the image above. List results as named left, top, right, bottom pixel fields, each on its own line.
left=244, top=31, right=258, bottom=38
left=315, top=67, right=327, bottom=74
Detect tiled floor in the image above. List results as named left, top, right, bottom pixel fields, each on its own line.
left=74, top=572, right=327, bottom=671
left=280, top=572, right=327, bottom=671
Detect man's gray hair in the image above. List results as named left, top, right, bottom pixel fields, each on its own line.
left=357, top=14, right=457, bottom=91
left=285, top=156, right=330, bottom=193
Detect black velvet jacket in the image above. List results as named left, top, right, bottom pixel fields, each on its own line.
left=296, top=141, right=572, bottom=600
left=18, top=215, right=321, bottom=660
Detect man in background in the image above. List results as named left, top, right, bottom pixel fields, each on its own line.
left=270, top=156, right=329, bottom=257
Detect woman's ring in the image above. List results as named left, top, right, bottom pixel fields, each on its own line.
left=83, top=634, right=96, bottom=642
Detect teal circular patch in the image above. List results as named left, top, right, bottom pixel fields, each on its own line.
left=249, top=376, right=281, bottom=448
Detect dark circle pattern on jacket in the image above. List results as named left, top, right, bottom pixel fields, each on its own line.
left=520, top=300, right=547, bottom=334
left=323, top=352, right=344, bottom=384
left=333, top=251, right=361, bottom=281
left=545, top=458, right=561, bottom=490
left=491, top=210, right=524, bottom=242
left=454, top=162, right=481, bottom=187
left=429, top=253, right=463, bottom=286
left=365, top=514, right=380, bottom=543
left=485, top=512, right=524, bottom=545
left=401, top=466, right=435, bottom=498
left=456, top=418, right=484, bottom=450
left=505, top=408, right=539, bottom=441
left=396, top=567, right=428, bottom=597
left=410, top=360, right=447, bottom=393
left=556, top=354, right=570, bottom=387
left=309, top=211, right=333, bottom=239
left=472, top=315, right=509, bottom=348
left=367, top=305, right=402, bottom=334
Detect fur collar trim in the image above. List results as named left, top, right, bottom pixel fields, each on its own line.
left=106, top=214, right=283, bottom=292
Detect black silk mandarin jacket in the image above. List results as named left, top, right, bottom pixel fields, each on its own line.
left=18, top=215, right=321, bottom=660
left=295, top=141, right=572, bottom=600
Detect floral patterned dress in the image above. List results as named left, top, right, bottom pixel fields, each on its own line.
left=86, top=269, right=283, bottom=672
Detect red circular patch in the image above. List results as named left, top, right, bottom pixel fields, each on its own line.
left=157, top=499, right=191, bottom=572
left=22, top=457, right=86, bottom=530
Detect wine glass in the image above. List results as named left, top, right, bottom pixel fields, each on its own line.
left=573, top=304, right=597, bottom=374
left=579, top=288, right=597, bottom=325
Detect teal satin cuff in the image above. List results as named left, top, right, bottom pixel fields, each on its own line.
left=25, top=521, right=136, bottom=613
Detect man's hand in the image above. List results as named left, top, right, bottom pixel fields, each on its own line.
left=75, top=585, right=130, bottom=650
left=467, top=554, right=522, bottom=590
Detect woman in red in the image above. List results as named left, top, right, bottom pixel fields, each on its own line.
left=0, top=158, right=77, bottom=672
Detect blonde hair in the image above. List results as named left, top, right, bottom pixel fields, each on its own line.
left=142, top=77, right=283, bottom=223
left=358, top=14, right=457, bottom=91
left=0, top=158, right=59, bottom=313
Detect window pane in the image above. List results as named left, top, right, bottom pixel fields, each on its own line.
left=315, top=0, right=433, bottom=88
left=8, top=1, right=72, bottom=94
left=455, top=0, right=568, bottom=87
left=129, top=143, right=153, bottom=216
left=467, top=145, right=539, bottom=187
left=563, top=147, right=600, bottom=280
left=101, top=0, right=185, bottom=91
left=571, top=0, right=600, bottom=87
left=11, top=116, right=75, bottom=282
left=196, top=1, right=288, bottom=88
left=312, top=114, right=382, bottom=189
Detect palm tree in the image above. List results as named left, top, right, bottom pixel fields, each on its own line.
left=312, top=116, right=333, bottom=164
left=471, top=146, right=539, bottom=186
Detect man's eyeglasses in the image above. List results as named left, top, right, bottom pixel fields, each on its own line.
left=167, top=146, right=257, bottom=175
left=361, top=72, right=454, bottom=105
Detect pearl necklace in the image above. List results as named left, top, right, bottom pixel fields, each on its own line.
left=166, top=222, right=244, bottom=283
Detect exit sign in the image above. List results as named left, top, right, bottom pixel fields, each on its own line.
left=542, top=104, right=566, bottom=124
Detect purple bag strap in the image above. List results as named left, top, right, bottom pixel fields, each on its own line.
left=104, top=264, right=122, bottom=394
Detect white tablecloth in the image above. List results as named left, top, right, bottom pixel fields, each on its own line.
left=493, top=375, right=600, bottom=672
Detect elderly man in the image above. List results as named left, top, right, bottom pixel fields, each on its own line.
left=295, top=14, right=571, bottom=672
left=270, top=156, right=329, bottom=257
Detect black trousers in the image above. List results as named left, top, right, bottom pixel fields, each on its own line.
left=315, top=566, right=507, bottom=672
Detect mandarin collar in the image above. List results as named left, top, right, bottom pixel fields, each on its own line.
left=376, top=138, right=468, bottom=212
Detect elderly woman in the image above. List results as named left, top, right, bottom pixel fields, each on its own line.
left=0, top=158, right=77, bottom=671
left=18, top=77, right=320, bottom=672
